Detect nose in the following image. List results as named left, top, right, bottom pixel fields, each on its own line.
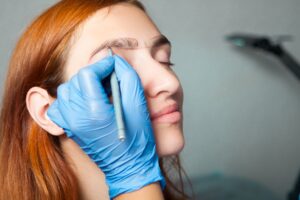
left=132, top=51, right=181, bottom=98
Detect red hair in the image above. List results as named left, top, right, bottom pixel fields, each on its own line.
left=0, top=0, right=194, bottom=199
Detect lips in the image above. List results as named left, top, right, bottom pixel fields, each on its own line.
left=150, top=103, right=179, bottom=121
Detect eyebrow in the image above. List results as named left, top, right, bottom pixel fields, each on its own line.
left=90, top=34, right=171, bottom=58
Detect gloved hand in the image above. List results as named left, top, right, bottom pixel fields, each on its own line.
left=47, top=55, right=166, bottom=199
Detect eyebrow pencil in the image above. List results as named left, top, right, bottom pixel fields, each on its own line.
left=108, top=48, right=126, bottom=141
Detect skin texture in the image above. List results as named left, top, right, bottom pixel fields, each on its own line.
left=27, top=3, right=184, bottom=199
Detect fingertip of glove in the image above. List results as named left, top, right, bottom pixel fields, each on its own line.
left=82, top=56, right=115, bottom=80
left=100, top=55, right=115, bottom=65
left=46, top=101, right=69, bottom=133
left=112, top=55, right=136, bottom=77
left=113, top=55, right=132, bottom=69
left=91, top=56, right=115, bottom=71
left=47, top=101, right=60, bottom=121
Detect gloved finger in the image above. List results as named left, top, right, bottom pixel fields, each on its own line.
left=113, top=55, right=150, bottom=122
left=55, top=82, right=78, bottom=137
left=46, top=100, right=68, bottom=130
left=77, top=56, right=114, bottom=103
left=113, top=55, right=137, bottom=79
left=113, top=55, right=143, bottom=93
left=68, top=75, right=86, bottom=111
left=46, top=83, right=72, bottom=136
left=56, top=82, right=71, bottom=114
left=69, top=74, right=80, bottom=92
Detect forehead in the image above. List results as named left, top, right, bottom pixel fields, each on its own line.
left=64, top=3, right=162, bottom=80
left=77, top=3, right=161, bottom=45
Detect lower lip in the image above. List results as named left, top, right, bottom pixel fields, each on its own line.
left=151, top=111, right=181, bottom=124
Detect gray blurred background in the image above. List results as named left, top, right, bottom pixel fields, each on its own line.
left=1, top=0, right=300, bottom=199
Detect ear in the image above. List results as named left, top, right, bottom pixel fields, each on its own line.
left=26, top=87, right=64, bottom=136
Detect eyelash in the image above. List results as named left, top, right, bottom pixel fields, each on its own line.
left=160, top=61, right=175, bottom=67
left=105, top=45, right=174, bottom=67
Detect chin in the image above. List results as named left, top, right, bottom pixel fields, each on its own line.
left=157, top=140, right=185, bottom=157
left=152, top=124, right=185, bottom=157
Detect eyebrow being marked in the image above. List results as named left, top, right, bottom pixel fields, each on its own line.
left=90, top=35, right=172, bottom=59
left=90, top=38, right=139, bottom=58
left=107, top=38, right=139, bottom=49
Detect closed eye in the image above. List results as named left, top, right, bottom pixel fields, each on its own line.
left=160, top=61, right=175, bottom=67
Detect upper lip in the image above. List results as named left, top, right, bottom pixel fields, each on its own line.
left=150, top=103, right=179, bottom=120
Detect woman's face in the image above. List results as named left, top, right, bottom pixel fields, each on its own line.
left=64, top=3, right=184, bottom=157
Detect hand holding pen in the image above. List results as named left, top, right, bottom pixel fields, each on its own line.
left=47, top=54, right=166, bottom=199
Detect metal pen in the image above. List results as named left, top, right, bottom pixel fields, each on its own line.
left=108, top=48, right=126, bottom=141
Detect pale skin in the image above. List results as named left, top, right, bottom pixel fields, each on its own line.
left=26, top=3, right=184, bottom=200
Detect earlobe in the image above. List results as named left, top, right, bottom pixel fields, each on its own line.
left=26, top=87, right=64, bottom=136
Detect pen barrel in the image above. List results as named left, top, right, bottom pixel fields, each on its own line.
left=110, top=72, right=126, bottom=141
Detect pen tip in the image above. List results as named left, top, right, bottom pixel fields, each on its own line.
left=108, top=48, right=113, bottom=56
left=119, top=136, right=125, bottom=142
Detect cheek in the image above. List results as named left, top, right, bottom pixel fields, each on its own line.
left=175, top=82, right=183, bottom=100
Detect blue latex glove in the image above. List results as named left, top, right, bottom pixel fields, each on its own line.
left=47, top=55, right=166, bottom=199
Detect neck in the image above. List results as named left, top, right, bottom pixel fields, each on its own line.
left=60, top=135, right=109, bottom=200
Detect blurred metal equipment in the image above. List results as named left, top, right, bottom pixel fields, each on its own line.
left=226, top=33, right=300, bottom=81
left=226, top=32, right=300, bottom=200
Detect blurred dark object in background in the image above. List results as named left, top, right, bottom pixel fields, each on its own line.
left=288, top=171, right=300, bottom=200
left=185, top=173, right=280, bottom=200
left=226, top=33, right=300, bottom=82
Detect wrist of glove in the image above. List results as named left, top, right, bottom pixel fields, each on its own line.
left=47, top=55, right=166, bottom=198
